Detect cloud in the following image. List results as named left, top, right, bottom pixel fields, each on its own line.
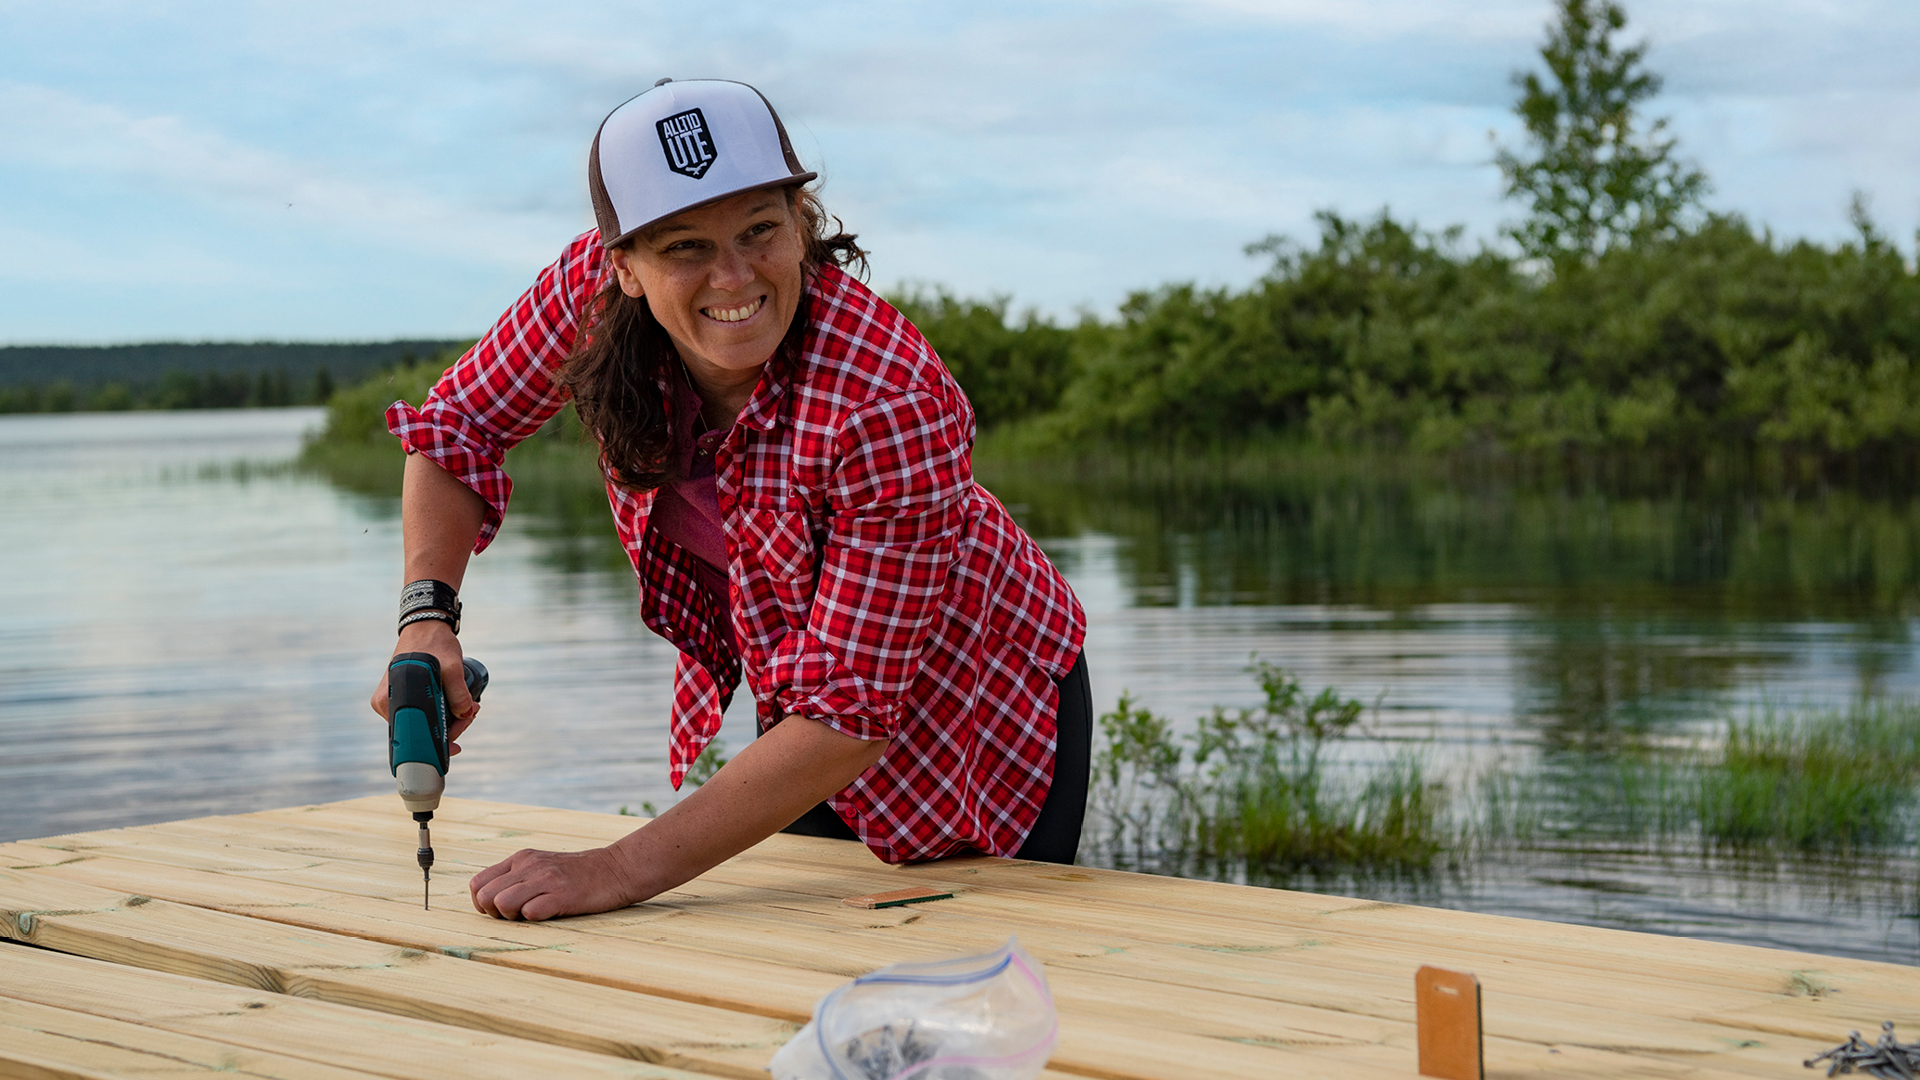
left=0, top=0, right=1915, bottom=341
left=0, top=81, right=566, bottom=270
left=1172, top=0, right=1544, bottom=39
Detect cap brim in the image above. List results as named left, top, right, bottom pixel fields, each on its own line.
left=601, top=172, right=819, bottom=249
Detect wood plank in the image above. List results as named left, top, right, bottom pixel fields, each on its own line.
left=0, top=871, right=798, bottom=1078
left=11, top=846, right=1826, bottom=1078
left=52, top=803, right=1912, bottom=1030
left=0, top=870, right=1400, bottom=1080
left=41, top=845, right=1858, bottom=1060
left=52, top=795, right=1881, bottom=1014
left=0, top=994, right=387, bottom=1080
left=224, top=801, right=1920, bottom=1014
left=0, top=842, right=93, bottom=870
left=0, top=944, right=713, bottom=1080
left=11, top=799, right=1892, bottom=1079
left=18, top=808, right=1887, bottom=1074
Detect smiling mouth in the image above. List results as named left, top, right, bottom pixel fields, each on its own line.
left=701, top=297, right=765, bottom=323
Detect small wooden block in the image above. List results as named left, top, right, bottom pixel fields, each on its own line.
left=840, top=886, right=956, bottom=909
left=1416, top=965, right=1482, bottom=1080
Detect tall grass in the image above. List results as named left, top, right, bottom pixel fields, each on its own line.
left=1091, top=662, right=1444, bottom=875
left=1091, top=671, right=1920, bottom=879
left=1695, top=704, right=1920, bottom=849
left=1471, top=701, right=1920, bottom=856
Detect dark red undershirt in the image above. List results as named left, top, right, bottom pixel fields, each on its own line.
left=648, top=378, right=735, bottom=651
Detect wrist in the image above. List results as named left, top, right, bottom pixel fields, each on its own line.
left=399, top=578, right=461, bottom=634
left=604, top=828, right=670, bottom=905
left=396, top=619, right=458, bottom=651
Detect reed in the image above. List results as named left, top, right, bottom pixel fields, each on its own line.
left=1473, top=701, right=1920, bottom=855
left=1090, top=669, right=1920, bottom=879
left=1089, top=662, right=1445, bottom=874
left=1695, top=703, right=1920, bottom=849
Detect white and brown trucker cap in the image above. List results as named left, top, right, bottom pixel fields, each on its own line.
left=588, top=78, right=817, bottom=249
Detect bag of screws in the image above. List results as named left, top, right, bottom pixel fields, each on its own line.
left=769, top=937, right=1057, bottom=1080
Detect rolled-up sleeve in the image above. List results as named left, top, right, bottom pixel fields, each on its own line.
left=770, top=389, right=972, bottom=739
left=385, top=233, right=599, bottom=552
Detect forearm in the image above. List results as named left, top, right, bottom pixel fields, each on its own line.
left=401, top=451, right=487, bottom=589
left=381, top=452, right=488, bottom=726
left=609, top=715, right=887, bottom=901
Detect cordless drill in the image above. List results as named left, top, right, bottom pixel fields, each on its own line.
left=388, top=653, right=488, bottom=910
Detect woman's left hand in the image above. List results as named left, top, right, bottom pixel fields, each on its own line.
left=468, top=846, right=641, bottom=921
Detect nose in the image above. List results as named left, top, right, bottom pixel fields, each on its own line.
left=708, top=244, right=754, bottom=293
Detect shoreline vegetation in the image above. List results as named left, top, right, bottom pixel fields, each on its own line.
left=0, top=340, right=468, bottom=414
left=74, top=195, right=1920, bottom=493
left=1088, top=661, right=1920, bottom=880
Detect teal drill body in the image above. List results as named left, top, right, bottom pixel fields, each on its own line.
left=388, top=654, right=487, bottom=909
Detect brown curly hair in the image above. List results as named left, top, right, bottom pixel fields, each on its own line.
left=562, top=186, right=867, bottom=492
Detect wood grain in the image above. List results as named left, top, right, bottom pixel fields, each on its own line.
left=6, top=797, right=1910, bottom=1080
left=0, top=944, right=714, bottom=1080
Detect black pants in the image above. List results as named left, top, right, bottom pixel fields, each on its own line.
left=782, top=651, right=1092, bottom=864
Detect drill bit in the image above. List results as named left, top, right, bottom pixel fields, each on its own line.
left=415, top=813, right=435, bottom=910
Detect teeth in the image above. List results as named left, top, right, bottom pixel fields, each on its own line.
left=703, top=298, right=764, bottom=323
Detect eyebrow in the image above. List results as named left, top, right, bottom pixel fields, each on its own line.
left=647, top=200, right=784, bottom=240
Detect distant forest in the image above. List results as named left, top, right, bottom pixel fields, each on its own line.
left=0, top=340, right=468, bottom=413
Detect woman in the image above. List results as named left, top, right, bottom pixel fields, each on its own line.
left=372, top=79, right=1087, bottom=922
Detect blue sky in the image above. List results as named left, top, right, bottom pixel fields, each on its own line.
left=2, top=0, right=1915, bottom=343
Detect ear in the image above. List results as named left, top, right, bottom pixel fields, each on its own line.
left=606, top=246, right=646, bottom=299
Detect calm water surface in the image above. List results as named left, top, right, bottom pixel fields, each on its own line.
left=4, top=410, right=1918, bottom=963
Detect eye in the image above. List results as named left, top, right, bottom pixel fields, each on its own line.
left=745, top=221, right=779, bottom=239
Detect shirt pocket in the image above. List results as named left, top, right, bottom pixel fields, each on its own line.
left=736, top=507, right=819, bottom=617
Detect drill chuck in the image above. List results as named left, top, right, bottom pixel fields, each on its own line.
left=415, top=813, right=435, bottom=873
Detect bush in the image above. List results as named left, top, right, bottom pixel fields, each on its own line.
left=993, top=208, right=1920, bottom=461
left=889, top=289, right=1078, bottom=430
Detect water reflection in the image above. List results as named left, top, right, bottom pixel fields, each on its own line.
left=980, top=464, right=1920, bottom=737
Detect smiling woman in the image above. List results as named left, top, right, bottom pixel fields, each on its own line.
left=368, top=79, right=1090, bottom=922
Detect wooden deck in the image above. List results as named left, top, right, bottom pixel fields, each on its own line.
left=1, top=797, right=1912, bottom=1079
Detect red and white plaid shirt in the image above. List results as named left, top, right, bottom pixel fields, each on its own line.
left=387, top=231, right=1085, bottom=863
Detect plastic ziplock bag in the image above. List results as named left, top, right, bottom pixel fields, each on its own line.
left=769, top=936, right=1057, bottom=1080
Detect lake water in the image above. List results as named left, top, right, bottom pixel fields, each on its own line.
left=5, top=409, right=1919, bottom=963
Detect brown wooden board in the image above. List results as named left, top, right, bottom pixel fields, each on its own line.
left=1416, top=966, right=1482, bottom=1080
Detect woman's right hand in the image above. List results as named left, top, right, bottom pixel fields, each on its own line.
left=370, top=620, right=480, bottom=753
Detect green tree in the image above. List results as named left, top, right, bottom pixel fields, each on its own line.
left=1494, top=0, right=1707, bottom=268
left=890, top=289, right=1077, bottom=430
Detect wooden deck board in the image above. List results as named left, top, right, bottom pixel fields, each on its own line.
left=0, top=947, right=715, bottom=1080
left=3, top=797, right=1910, bottom=1078
left=37, top=807, right=1898, bottom=1038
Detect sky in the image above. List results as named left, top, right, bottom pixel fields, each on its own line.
left=1, top=0, right=1916, bottom=344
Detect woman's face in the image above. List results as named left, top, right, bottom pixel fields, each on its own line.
left=607, top=188, right=806, bottom=382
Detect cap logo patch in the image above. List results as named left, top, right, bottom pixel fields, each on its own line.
left=656, top=108, right=717, bottom=179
